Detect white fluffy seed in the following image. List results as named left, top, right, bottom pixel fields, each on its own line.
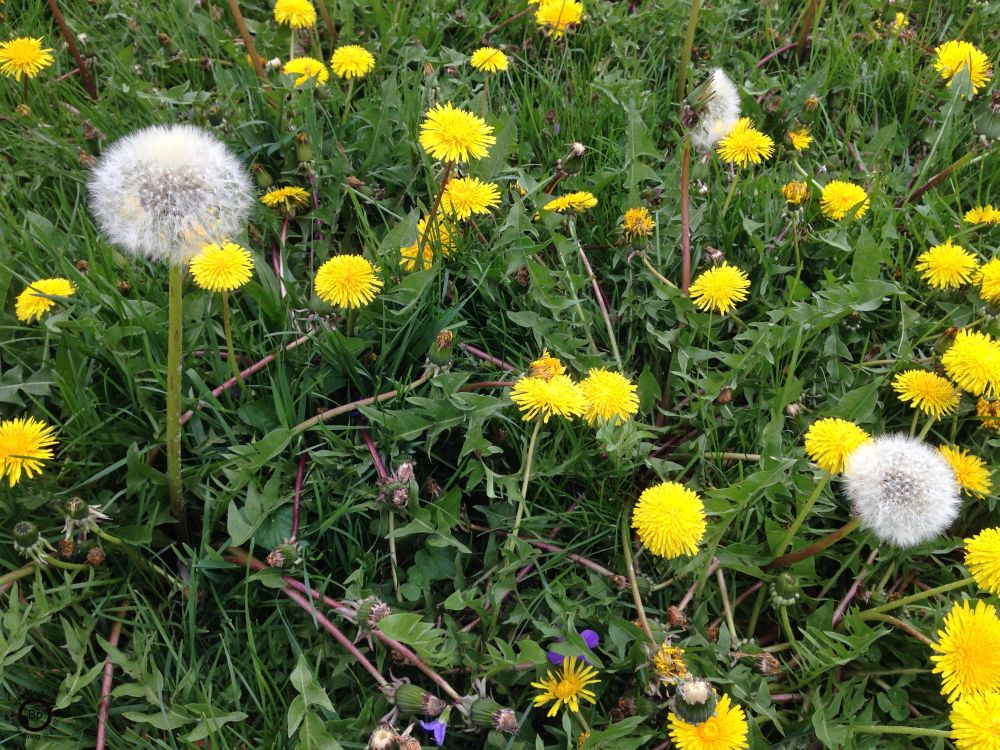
left=690, top=68, right=741, bottom=151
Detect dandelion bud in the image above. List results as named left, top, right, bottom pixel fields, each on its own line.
left=666, top=605, right=688, bottom=629
left=685, top=69, right=741, bottom=151
left=394, top=461, right=415, bottom=484
left=770, top=572, right=801, bottom=607
left=755, top=653, right=783, bottom=677
left=610, top=574, right=629, bottom=591
left=367, top=724, right=398, bottom=750
left=16, top=104, right=30, bottom=118
left=703, top=246, right=726, bottom=264
left=470, top=698, right=518, bottom=734
left=295, top=133, right=313, bottom=164
left=356, top=597, right=392, bottom=629
left=13, top=521, right=41, bottom=549
left=705, top=623, right=720, bottom=643
left=78, top=149, right=97, bottom=169
left=266, top=57, right=283, bottom=72
left=206, top=105, right=224, bottom=127
left=75, top=259, right=89, bottom=273
left=782, top=181, right=809, bottom=206
left=559, top=142, right=586, bottom=175
left=267, top=540, right=302, bottom=569
left=115, top=279, right=131, bottom=295
left=672, top=677, right=718, bottom=725
left=251, top=163, right=274, bottom=188
left=65, top=497, right=88, bottom=521
left=86, top=546, right=106, bottom=566
left=429, top=330, right=455, bottom=366
left=393, top=684, right=445, bottom=718
left=804, top=94, right=820, bottom=112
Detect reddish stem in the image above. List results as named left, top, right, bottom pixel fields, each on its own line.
left=360, top=427, right=389, bottom=481
left=458, top=380, right=515, bottom=392
left=755, top=41, right=797, bottom=68
left=832, top=548, right=878, bottom=627
left=95, top=611, right=126, bottom=750
left=678, top=558, right=719, bottom=611
left=458, top=343, right=517, bottom=372
left=47, top=0, right=99, bottom=100
left=710, top=580, right=763, bottom=631
left=291, top=451, right=308, bottom=541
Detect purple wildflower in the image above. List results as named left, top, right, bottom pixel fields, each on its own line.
left=547, top=628, right=600, bottom=665
left=419, top=719, right=447, bottom=746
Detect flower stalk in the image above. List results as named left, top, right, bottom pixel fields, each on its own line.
left=221, top=292, right=243, bottom=389
left=621, top=502, right=655, bottom=643
left=166, top=263, right=186, bottom=532
left=771, top=473, right=831, bottom=561
left=508, top=417, right=543, bottom=552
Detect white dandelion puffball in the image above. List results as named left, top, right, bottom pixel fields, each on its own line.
left=690, top=68, right=741, bottom=151
left=843, top=434, right=961, bottom=548
left=89, top=124, right=253, bottom=265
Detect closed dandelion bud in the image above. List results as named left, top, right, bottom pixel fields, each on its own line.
left=252, top=163, right=274, bottom=188
left=666, top=605, right=688, bottom=629
left=16, top=104, right=30, bottom=118
left=770, top=572, right=801, bottom=607
left=393, top=684, right=445, bottom=717
left=672, top=678, right=718, bottom=725
left=804, top=94, right=820, bottom=112
left=395, top=461, right=415, bottom=484
left=87, top=546, right=106, bottom=566
left=267, top=541, right=301, bottom=569
left=705, top=623, right=719, bottom=642
left=356, top=597, right=392, bottom=629
left=367, top=724, right=398, bottom=750
left=13, top=521, right=41, bottom=549
left=756, top=653, right=783, bottom=677
left=633, top=697, right=656, bottom=716
left=75, top=259, right=89, bottom=273
left=78, top=149, right=97, bottom=169
left=560, top=142, right=586, bottom=175
left=295, top=133, right=313, bottom=164
left=206, top=105, right=224, bottom=127
left=610, top=574, right=629, bottom=591
left=115, top=279, right=131, bottom=295
left=429, top=330, right=455, bottom=366
left=65, top=497, right=88, bottom=521
left=471, top=698, right=517, bottom=733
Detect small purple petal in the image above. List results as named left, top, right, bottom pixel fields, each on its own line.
left=547, top=648, right=563, bottom=665
left=581, top=629, right=600, bottom=649
left=419, top=719, right=447, bottom=746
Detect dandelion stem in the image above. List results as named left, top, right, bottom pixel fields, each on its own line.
left=221, top=292, right=243, bottom=390
left=912, top=93, right=960, bottom=195
left=767, top=516, right=861, bottom=569
left=508, top=417, right=543, bottom=552
left=95, top=607, right=126, bottom=750
left=314, top=0, right=338, bottom=47
left=47, top=0, right=99, bottom=99
left=291, top=450, right=308, bottom=541
left=779, top=605, right=798, bottom=653
left=341, top=80, right=354, bottom=126
left=772, top=473, right=830, bottom=560
left=718, top=169, right=741, bottom=220
left=418, top=161, right=453, bottom=263
left=860, top=576, right=973, bottom=619
left=675, top=0, right=701, bottom=103
left=622, top=503, right=655, bottom=643
left=852, top=725, right=948, bottom=738
left=716, top=565, right=738, bottom=641
left=165, top=263, right=187, bottom=536
left=859, top=614, right=934, bottom=645
left=46, top=556, right=89, bottom=571
left=898, top=150, right=979, bottom=207
left=481, top=7, right=532, bottom=44
left=917, top=416, right=936, bottom=440
left=640, top=255, right=677, bottom=288
left=571, top=222, right=622, bottom=369
left=558, top=221, right=600, bottom=354
left=908, top=410, right=919, bottom=437
left=481, top=77, right=488, bottom=117
left=679, top=138, right=692, bottom=294
left=293, top=370, right=434, bottom=433
left=0, top=563, right=38, bottom=591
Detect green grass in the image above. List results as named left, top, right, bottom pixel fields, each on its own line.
left=0, top=0, right=998, bottom=748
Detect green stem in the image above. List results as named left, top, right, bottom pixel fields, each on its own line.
left=675, top=0, right=701, bottom=103
left=719, top=170, right=741, bottom=219
left=917, top=416, right=936, bottom=440
left=570, top=221, right=622, bottom=369
left=779, top=605, right=798, bottom=653
left=166, top=263, right=186, bottom=534
left=852, top=725, right=949, bottom=738
left=0, top=563, right=37, bottom=588
left=508, top=418, right=543, bottom=552
left=293, top=370, right=434, bottom=434
left=860, top=613, right=934, bottom=645
left=388, top=511, right=400, bottom=602
left=772, top=473, right=830, bottom=558
left=45, top=556, right=88, bottom=571
left=641, top=255, right=677, bottom=288
left=716, top=566, right=737, bottom=641
left=481, top=76, right=488, bottom=117
left=95, top=529, right=184, bottom=589
left=221, top=292, right=243, bottom=389
left=346, top=306, right=357, bottom=337
left=680, top=138, right=692, bottom=294
left=341, top=80, right=354, bottom=126
left=621, top=502, right=655, bottom=643
left=746, top=586, right=767, bottom=637
left=861, top=575, right=973, bottom=619
left=417, top=161, right=453, bottom=265
left=913, top=94, right=959, bottom=190
left=909, top=410, right=919, bottom=437
left=558, top=221, right=599, bottom=354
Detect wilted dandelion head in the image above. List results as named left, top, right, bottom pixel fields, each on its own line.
left=632, top=481, right=706, bottom=559
left=803, top=417, right=871, bottom=474
left=978, top=398, right=1000, bottom=431
left=689, top=263, right=750, bottom=315
left=668, top=693, right=749, bottom=750
left=470, top=47, right=508, bottom=74
left=330, top=45, right=375, bottom=79
left=716, top=117, right=774, bottom=167
left=942, top=329, right=1000, bottom=398
left=400, top=215, right=456, bottom=271
left=931, top=599, right=1000, bottom=703
left=314, top=254, right=382, bottom=308
left=843, top=434, right=961, bottom=548
left=892, top=370, right=961, bottom=418
left=934, top=40, right=992, bottom=94
left=441, top=177, right=500, bottom=221
left=819, top=180, right=870, bottom=221
left=652, top=643, right=688, bottom=684
left=689, top=68, right=741, bottom=151
left=283, top=56, right=328, bottom=86
left=782, top=181, right=809, bottom=205
left=534, top=0, right=584, bottom=38
left=0, top=416, right=58, bottom=487
left=950, top=690, right=1000, bottom=749
left=15, top=278, right=76, bottom=323
left=543, top=191, right=598, bottom=214
left=621, top=207, right=655, bottom=239
left=916, top=239, right=979, bottom=290
left=509, top=375, right=586, bottom=423
left=938, top=445, right=992, bottom=498
left=0, top=37, right=54, bottom=80
left=273, top=0, right=317, bottom=28
left=965, top=528, right=1000, bottom=595
left=89, top=125, right=253, bottom=265
left=528, top=350, right=566, bottom=381
left=976, top=258, right=1000, bottom=304
left=579, top=368, right=639, bottom=426
left=419, top=103, right=495, bottom=163
left=189, top=242, right=254, bottom=293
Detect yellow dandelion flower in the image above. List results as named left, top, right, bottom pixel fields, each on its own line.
left=441, top=177, right=501, bottom=220
left=950, top=690, right=1000, bottom=750
left=622, top=207, right=655, bottom=239
left=399, top=216, right=456, bottom=271
left=652, top=643, right=688, bottom=683
left=916, top=239, right=979, bottom=290
left=535, top=0, right=584, bottom=38
left=976, top=258, right=1000, bottom=304
left=579, top=369, right=639, bottom=425
left=934, top=40, right=993, bottom=95
left=260, top=186, right=312, bottom=216
left=283, top=56, right=328, bottom=87
left=668, top=693, right=749, bottom=750
left=509, top=375, right=586, bottom=423
left=820, top=180, right=870, bottom=220
left=329, top=45, right=375, bottom=79
left=577, top=731, right=590, bottom=749
left=531, top=656, right=600, bottom=717
left=787, top=128, right=813, bottom=151
left=942, top=329, right=1000, bottom=398
left=782, top=181, right=809, bottom=205
left=965, top=529, right=1000, bottom=595
left=273, top=0, right=317, bottom=28
left=419, top=103, right=495, bottom=163
left=15, top=278, right=76, bottom=323
left=892, top=370, right=961, bottom=418
left=314, top=254, right=382, bottom=308
left=470, top=47, right=508, bottom=73
left=632, top=481, right=707, bottom=559
left=689, top=263, right=751, bottom=315
left=543, top=191, right=598, bottom=214
left=939, top=446, right=992, bottom=498
left=716, top=118, right=775, bottom=167
left=978, top=398, right=1000, bottom=431
left=0, top=37, right=54, bottom=80
left=804, top=417, right=871, bottom=474
left=891, top=12, right=909, bottom=33
left=529, top=350, right=566, bottom=381
left=964, top=205, right=999, bottom=225
left=931, top=599, right=1000, bottom=703
left=189, top=242, right=254, bottom=292
left=0, top=416, right=58, bottom=486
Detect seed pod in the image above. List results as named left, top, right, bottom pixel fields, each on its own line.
left=470, top=698, right=518, bottom=734
left=267, top=541, right=301, bottom=570
left=755, top=652, right=783, bottom=677
left=393, top=684, right=445, bottom=718
left=672, top=678, right=717, bottom=725
left=65, top=497, right=88, bottom=521
left=559, top=142, right=586, bottom=176
left=13, top=521, right=41, bottom=548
